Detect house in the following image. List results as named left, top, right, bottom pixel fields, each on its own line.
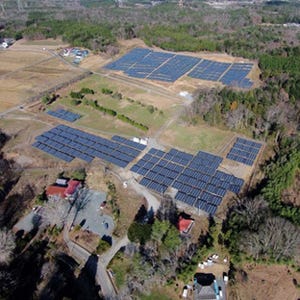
left=178, top=215, right=194, bottom=234
left=64, top=179, right=81, bottom=199
left=194, top=273, right=223, bottom=300
left=46, top=185, right=67, bottom=199
left=46, top=179, right=81, bottom=200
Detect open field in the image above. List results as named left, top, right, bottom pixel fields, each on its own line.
left=231, top=264, right=300, bottom=300
left=48, top=74, right=177, bottom=136
left=12, top=38, right=69, bottom=50
left=0, top=49, right=85, bottom=112
left=159, top=122, right=234, bottom=154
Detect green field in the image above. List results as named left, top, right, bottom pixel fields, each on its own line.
left=160, top=122, right=233, bottom=154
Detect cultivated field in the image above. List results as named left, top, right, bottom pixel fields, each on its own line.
left=0, top=48, right=85, bottom=112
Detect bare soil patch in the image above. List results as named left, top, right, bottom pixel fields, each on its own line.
left=230, top=264, right=300, bottom=300
left=69, top=229, right=99, bottom=253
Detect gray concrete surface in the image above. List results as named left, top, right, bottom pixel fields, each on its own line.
left=73, top=189, right=114, bottom=238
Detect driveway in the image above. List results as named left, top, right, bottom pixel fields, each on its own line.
left=73, top=189, right=114, bottom=238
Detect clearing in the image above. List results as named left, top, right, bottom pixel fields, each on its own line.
left=159, top=121, right=234, bottom=154
left=231, top=263, right=300, bottom=300
left=48, top=74, right=177, bottom=136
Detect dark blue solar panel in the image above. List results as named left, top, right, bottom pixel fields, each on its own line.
left=148, top=54, right=200, bottom=82
left=227, top=137, right=262, bottom=166
left=47, top=109, right=81, bottom=122
left=219, top=63, right=253, bottom=88
left=33, top=125, right=144, bottom=166
left=189, top=60, right=231, bottom=81
left=105, top=48, right=151, bottom=71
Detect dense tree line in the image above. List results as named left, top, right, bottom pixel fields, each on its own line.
left=22, top=20, right=116, bottom=51
left=262, top=138, right=300, bottom=224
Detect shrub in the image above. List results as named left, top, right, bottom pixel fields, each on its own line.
left=101, top=87, right=113, bottom=95
left=70, top=99, right=82, bottom=106
left=80, top=87, right=94, bottom=94
left=96, top=238, right=111, bottom=254
left=70, top=91, right=84, bottom=99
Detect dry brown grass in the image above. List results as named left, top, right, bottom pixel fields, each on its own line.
left=230, top=264, right=300, bottom=300
left=69, top=229, right=100, bottom=253
left=0, top=50, right=84, bottom=112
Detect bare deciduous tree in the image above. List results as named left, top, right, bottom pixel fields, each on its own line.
left=240, top=217, right=300, bottom=261
left=0, top=228, right=15, bottom=264
left=40, top=197, right=69, bottom=229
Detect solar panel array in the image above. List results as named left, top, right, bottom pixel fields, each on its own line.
left=126, top=51, right=174, bottom=79
left=105, top=48, right=151, bottom=71
left=47, top=109, right=81, bottom=122
left=188, top=60, right=231, bottom=81
left=105, top=48, right=254, bottom=88
left=32, top=125, right=145, bottom=166
left=131, top=147, right=244, bottom=216
left=147, top=55, right=200, bottom=82
left=226, top=137, right=262, bottom=166
left=219, top=63, right=253, bottom=88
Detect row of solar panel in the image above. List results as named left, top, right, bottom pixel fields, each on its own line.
left=33, top=125, right=144, bottom=167
left=227, top=153, right=255, bottom=166
left=226, top=138, right=262, bottom=166
left=111, top=135, right=146, bottom=151
left=236, top=137, right=262, bottom=149
left=140, top=177, right=168, bottom=194
left=34, top=137, right=133, bottom=167
left=33, top=142, right=75, bottom=162
left=105, top=48, right=253, bottom=88
left=47, top=109, right=81, bottom=123
left=38, top=132, right=140, bottom=160
left=175, top=192, right=218, bottom=216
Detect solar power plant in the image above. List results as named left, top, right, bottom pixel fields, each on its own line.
left=188, top=59, right=231, bottom=81
left=47, top=109, right=81, bottom=122
left=147, top=55, right=200, bottom=82
left=226, top=137, right=262, bottom=166
left=125, top=51, right=174, bottom=79
left=219, top=63, right=254, bottom=88
left=131, top=147, right=245, bottom=216
left=32, top=125, right=145, bottom=166
left=105, top=48, right=254, bottom=87
left=104, top=48, right=152, bottom=71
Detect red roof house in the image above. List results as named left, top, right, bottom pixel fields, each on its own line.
left=46, top=186, right=67, bottom=198
left=178, top=216, right=194, bottom=234
left=64, top=179, right=81, bottom=197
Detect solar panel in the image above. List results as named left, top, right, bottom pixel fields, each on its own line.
left=227, top=137, right=262, bottom=166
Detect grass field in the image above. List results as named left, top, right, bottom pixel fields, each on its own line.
left=61, top=74, right=182, bottom=110
left=0, top=50, right=84, bottom=112
left=160, top=122, right=234, bottom=154
left=50, top=74, right=176, bottom=136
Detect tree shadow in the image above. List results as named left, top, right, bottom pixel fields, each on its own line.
left=76, top=254, right=101, bottom=299
left=102, top=234, right=112, bottom=246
